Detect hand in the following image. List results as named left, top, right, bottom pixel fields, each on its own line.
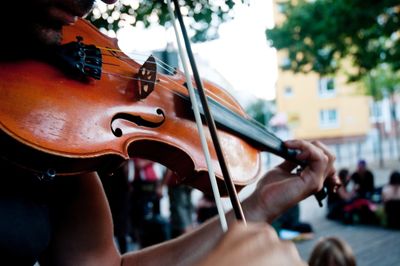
left=244, top=140, right=339, bottom=222
left=197, top=222, right=306, bottom=266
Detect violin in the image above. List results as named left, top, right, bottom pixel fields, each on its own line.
left=0, top=18, right=306, bottom=196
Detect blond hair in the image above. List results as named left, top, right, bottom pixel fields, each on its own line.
left=309, top=237, right=356, bottom=266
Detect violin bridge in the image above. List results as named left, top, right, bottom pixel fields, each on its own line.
left=136, top=55, right=157, bottom=100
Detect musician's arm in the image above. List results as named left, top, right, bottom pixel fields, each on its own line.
left=39, top=139, right=334, bottom=265
left=122, top=219, right=305, bottom=266
left=39, top=172, right=120, bottom=266
left=36, top=170, right=225, bottom=266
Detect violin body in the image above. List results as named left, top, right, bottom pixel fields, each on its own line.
left=0, top=19, right=262, bottom=193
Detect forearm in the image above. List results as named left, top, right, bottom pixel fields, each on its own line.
left=242, top=177, right=313, bottom=224
left=121, top=213, right=234, bottom=266
left=120, top=193, right=280, bottom=266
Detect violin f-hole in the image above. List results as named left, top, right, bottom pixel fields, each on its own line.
left=110, top=109, right=166, bottom=137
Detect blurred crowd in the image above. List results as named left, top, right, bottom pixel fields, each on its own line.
left=271, top=158, right=400, bottom=266
left=326, top=159, right=400, bottom=229
left=99, top=158, right=218, bottom=253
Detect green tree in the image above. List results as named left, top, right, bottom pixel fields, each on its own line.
left=364, top=65, right=400, bottom=162
left=267, top=0, right=400, bottom=164
left=266, top=0, right=400, bottom=81
left=363, top=71, right=385, bottom=166
left=245, top=99, right=274, bottom=126
left=87, top=0, right=238, bottom=42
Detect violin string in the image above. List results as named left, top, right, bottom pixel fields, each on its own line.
left=102, top=67, right=275, bottom=137
left=101, top=68, right=243, bottom=120
left=100, top=67, right=276, bottom=143
left=101, top=47, right=249, bottom=116
left=100, top=46, right=233, bottom=104
left=102, top=53, right=177, bottom=77
left=100, top=47, right=275, bottom=133
left=99, top=47, right=274, bottom=138
left=102, top=70, right=188, bottom=102
left=100, top=46, right=177, bottom=75
left=100, top=47, right=190, bottom=94
left=100, top=48, right=243, bottom=115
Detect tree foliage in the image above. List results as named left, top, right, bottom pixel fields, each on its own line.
left=266, top=0, right=400, bottom=81
left=87, top=0, right=237, bottom=42
left=245, top=99, right=274, bottom=126
left=363, top=64, right=400, bottom=100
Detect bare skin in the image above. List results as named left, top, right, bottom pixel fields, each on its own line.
left=1, top=1, right=340, bottom=265
left=197, top=223, right=307, bottom=266
left=34, top=139, right=337, bottom=265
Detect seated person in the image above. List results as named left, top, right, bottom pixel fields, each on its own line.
left=382, top=171, right=400, bottom=229
left=329, top=168, right=377, bottom=224
left=327, top=168, right=355, bottom=221
left=351, top=160, right=375, bottom=200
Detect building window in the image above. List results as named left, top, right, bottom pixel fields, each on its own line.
left=320, top=109, right=338, bottom=128
left=284, top=86, right=293, bottom=97
left=318, top=77, right=335, bottom=97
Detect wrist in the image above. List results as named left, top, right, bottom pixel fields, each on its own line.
left=242, top=193, right=269, bottom=223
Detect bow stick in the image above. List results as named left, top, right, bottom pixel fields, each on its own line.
left=167, top=0, right=246, bottom=227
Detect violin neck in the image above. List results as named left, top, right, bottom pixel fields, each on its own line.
left=191, top=92, right=302, bottom=165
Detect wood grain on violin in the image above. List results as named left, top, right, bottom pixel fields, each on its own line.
left=0, top=18, right=267, bottom=194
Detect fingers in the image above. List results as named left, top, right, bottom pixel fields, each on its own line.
left=276, top=160, right=298, bottom=173
left=268, top=140, right=327, bottom=182
left=329, top=175, right=342, bottom=193
left=310, top=141, right=341, bottom=192
left=245, top=139, right=338, bottom=224
left=311, top=140, right=336, bottom=176
left=285, top=139, right=327, bottom=163
left=284, top=139, right=333, bottom=192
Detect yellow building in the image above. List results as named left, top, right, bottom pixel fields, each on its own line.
left=276, top=69, right=370, bottom=142
left=272, top=1, right=371, bottom=143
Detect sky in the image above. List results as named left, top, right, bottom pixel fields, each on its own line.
left=115, top=0, right=278, bottom=106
